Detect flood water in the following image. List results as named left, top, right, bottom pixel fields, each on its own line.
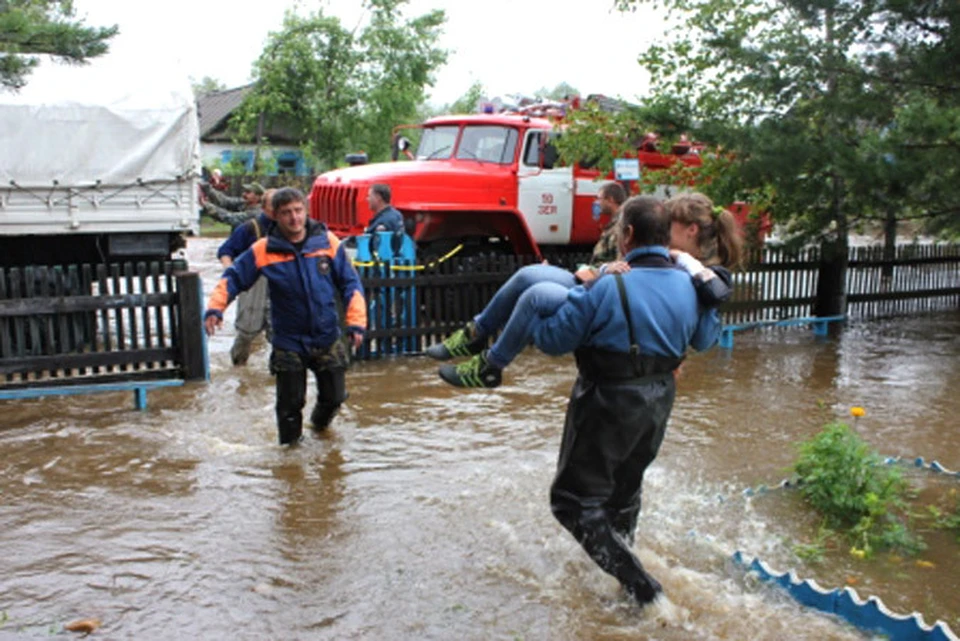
left=1, top=238, right=958, bottom=640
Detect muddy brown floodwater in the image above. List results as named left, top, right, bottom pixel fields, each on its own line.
left=1, top=238, right=958, bottom=640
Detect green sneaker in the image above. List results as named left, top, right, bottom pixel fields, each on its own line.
left=438, top=350, right=502, bottom=388
left=425, top=322, right=486, bottom=360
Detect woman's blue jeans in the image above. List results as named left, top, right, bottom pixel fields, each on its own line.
left=473, top=264, right=576, bottom=370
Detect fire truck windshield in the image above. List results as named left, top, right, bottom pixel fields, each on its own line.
left=417, top=125, right=519, bottom=164
left=456, top=126, right=518, bottom=164
left=418, top=126, right=458, bottom=160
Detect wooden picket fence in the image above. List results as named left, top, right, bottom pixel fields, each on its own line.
left=0, top=262, right=206, bottom=407
left=1, top=244, right=958, bottom=385
left=719, top=244, right=960, bottom=325
left=358, top=243, right=960, bottom=358
left=356, top=253, right=540, bottom=359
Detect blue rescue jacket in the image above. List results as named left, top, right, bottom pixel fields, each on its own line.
left=217, top=213, right=273, bottom=260
left=206, top=220, right=366, bottom=353
left=534, top=246, right=720, bottom=358
left=365, top=205, right=404, bottom=234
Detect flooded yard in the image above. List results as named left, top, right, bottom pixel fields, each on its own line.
left=1, top=238, right=957, bottom=639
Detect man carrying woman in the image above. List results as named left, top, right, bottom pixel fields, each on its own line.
left=427, top=191, right=743, bottom=388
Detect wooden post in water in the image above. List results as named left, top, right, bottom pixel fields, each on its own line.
left=813, top=240, right=848, bottom=319
left=175, top=271, right=208, bottom=381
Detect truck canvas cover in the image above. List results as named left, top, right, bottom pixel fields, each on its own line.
left=0, top=58, right=199, bottom=187
left=0, top=58, right=200, bottom=238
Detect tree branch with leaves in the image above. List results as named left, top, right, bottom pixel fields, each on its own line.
left=0, top=0, right=118, bottom=90
left=230, top=0, right=446, bottom=172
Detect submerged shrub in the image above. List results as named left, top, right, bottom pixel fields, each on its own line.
left=794, top=422, right=924, bottom=557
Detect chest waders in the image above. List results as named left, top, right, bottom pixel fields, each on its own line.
left=550, top=263, right=683, bottom=606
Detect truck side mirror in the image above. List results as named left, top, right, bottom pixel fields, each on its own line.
left=391, top=135, right=412, bottom=161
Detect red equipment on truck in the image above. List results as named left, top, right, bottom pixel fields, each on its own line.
left=310, top=98, right=763, bottom=260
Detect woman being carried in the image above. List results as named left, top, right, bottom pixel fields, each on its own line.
left=428, top=192, right=743, bottom=388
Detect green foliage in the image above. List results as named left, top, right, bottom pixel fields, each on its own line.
left=448, top=81, right=485, bottom=115
left=206, top=156, right=248, bottom=177
left=191, top=75, right=226, bottom=98
left=231, top=0, right=447, bottom=171
left=602, top=0, right=959, bottom=246
left=0, top=0, right=118, bottom=90
left=792, top=522, right=838, bottom=564
left=533, top=81, right=580, bottom=102
left=922, top=491, right=960, bottom=542
left=554, top=100, right=639, bottom=176
left=794, top=422, right=924, bottom=557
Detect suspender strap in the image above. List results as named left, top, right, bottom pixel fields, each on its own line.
left=614, top=273, right=640, bottom=356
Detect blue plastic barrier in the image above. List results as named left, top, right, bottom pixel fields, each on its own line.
left=731, top=552, right=958, bottom=641
left=353, top=231, right=418, bottom=358
left=719, top=315, right=846, bottom=348
left=725, top=454, right=959, bottom=640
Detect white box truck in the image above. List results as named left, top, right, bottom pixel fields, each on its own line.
left=0, top=59, right=200, bottom=267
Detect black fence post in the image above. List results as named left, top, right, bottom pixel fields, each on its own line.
left=813, top=240, right=849, bottom=318
left=175, top=271, right=208, bottom=381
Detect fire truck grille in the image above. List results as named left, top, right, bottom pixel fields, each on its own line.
left=313, top=183, right=358, bottom=231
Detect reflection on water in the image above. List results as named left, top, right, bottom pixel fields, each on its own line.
left=0, top=238, right=957, bottom=639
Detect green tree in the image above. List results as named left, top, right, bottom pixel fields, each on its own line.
left=231, top=0, right=446, bottom=171
left=0, top=0, right=118, bottom=90
left=448, top=81, right=485, bottom=115
left=559, top=0, right=959, bottom=309
left=191, top=75, right=226, bottom=98
left=353, top=0, right=447, bottom=161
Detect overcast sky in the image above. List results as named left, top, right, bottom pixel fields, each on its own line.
left=70, top=0, right=667, bottom=106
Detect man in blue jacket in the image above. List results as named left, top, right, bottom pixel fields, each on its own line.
left=530, top=196, right=719, bottom=606
left=364, top=183, right=405, bottom=234
left=205, top=188, right=367, bottom=445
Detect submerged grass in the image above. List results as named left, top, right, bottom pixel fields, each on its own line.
left=794, top=421, right=925, bottom=558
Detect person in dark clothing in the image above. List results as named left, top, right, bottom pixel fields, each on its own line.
left=204, top=188, right=367, bottom=445
left=216, top=188, right=277, bottom=365
left=537, top=195, right=721, bottom=606
left=364, top=183, right=405, bottom=234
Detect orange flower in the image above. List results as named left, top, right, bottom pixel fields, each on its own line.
left=850, top=406, right=866, bottom=418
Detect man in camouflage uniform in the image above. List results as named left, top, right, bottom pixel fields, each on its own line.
left=201, top=181, right=265, bottom=229
left=589, top=182, right=628, bottom=264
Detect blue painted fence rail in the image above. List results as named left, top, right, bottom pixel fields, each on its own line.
left=719, top=315, right=846, bottom=348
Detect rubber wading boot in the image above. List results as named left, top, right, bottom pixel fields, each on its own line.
left=275, top=371, right=304, bottom=445
left=309, top=403, right=339, bottom=433
left=438, top=350, right=502, bottom=388
left=230, top=337, right=253, bottom=366
left=425, top=322, right=486, bottom=360
left=625, top=572, right=663, bottom=607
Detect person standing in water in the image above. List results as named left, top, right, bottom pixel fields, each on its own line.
left=205, top=188, right=367, bottom=445
left=535, top=195, right=721, bottom=605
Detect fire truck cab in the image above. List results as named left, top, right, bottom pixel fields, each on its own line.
left=310, top=108, right=704, bottom=260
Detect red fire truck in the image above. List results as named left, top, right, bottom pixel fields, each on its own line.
left=310, top=102, right=757, bottom=260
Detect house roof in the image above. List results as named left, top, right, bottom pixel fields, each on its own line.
left=196, top=85, right=253, bottom=140
left=196, top=84, right=303, bottom=145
